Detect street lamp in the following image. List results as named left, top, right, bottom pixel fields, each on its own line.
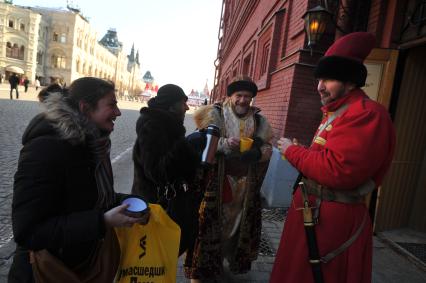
left=302, top=5, right=332, bottom=49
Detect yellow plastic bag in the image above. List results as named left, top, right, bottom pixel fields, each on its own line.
left=114, top=204, right=181, bottom=283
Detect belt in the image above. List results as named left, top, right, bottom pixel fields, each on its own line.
left=301, top=177, right=375, bottom=204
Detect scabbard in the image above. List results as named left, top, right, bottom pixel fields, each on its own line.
left=304, top=225, right=324, bottom=283
left=301, top=182, right=324, bottom=283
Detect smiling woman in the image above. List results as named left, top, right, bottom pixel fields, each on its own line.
left=8, top=77, right=146, bottom=283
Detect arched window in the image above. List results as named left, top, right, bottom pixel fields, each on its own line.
left=12, top=43, right=19, bottom=59
left=19, top=45, right=25, bottom=60
left=6, top=42, right=12, bottom=57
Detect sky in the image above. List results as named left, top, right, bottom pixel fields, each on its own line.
left=13, top=0, right=222, bottom=93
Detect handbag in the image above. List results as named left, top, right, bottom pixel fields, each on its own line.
left=30, top=228, right=120, bottom=283
left=114, top=204, right=181, bottom=283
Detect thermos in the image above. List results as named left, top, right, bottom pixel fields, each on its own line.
left=201, top=124, right=220, bottom=166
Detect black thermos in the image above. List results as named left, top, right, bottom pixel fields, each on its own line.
left=201, top=124, right=220, bottom=166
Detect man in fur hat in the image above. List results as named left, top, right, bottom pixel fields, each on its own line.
left=132, top=84, right=204, bottom=255
left=184, top=76, right=273, bottom=282
left=270, top=32, right=396, bottom=283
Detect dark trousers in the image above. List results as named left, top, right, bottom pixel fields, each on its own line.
left=10, top=86, right=19, bottom=99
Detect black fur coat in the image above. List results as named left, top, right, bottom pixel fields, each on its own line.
left=131, top=107, right=199, bottom=202
left=131, top=107, right=201, bottom=254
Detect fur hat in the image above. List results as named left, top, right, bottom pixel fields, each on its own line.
left=314, top=32, right=376, bottom=87
left=227, top=76, right=258, bottom=97
left=148, top=84, right=187, bottom=109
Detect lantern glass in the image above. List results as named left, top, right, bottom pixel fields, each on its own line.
left=303, top=5, right=332, bottom=47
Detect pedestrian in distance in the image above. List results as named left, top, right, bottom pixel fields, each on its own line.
left=270, top=32, right=396, bottom=283
left=8, top=77, right=149, bottom=283
left=24, top=77, right=30, bottom=93
left=185, top=76, right=273, bottom=282
left=9, top=73, right=20, bottom=99
left=34, top=77, right=41, bottom=91
left=131, top=83, right=204, bottom=256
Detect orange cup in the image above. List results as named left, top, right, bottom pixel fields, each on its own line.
left=240, top=137, right=254, bottom=152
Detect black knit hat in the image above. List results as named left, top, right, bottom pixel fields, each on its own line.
left=314, top=32, right=376, bottom=87
left=148, top=84, right=187, bottom=109
left=227, top=76, right=258, bottom=97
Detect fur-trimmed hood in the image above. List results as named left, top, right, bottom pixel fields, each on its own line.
left=22, top=93, right=100, bottom=145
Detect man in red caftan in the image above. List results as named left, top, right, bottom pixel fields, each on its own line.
left=270, top=32, right=396, bottom=283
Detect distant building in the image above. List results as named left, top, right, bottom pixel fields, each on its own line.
left=0, top=1, right=142, bottom=94
left=140, top=70, right=158, bottom=102
left=187, top=81, right=209, bottom=106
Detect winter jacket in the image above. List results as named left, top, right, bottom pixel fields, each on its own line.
left=131, top=107, right=199, bottom=202
left=131, top=107, right=200, bottom=254
left=9, top=94, right=118, bottom=282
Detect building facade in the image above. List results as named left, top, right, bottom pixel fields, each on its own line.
left=212, top=0, right=426, bottom=243
left=0, top=1, right=41, bottom=81
left=187, top=82, right=209, bottom=106
left=0, top=1, right=142, bottom=95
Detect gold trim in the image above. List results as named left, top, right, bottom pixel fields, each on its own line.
left=325, top=124, right=333, bottom=131
left=314, top=136, right=326, bottom=146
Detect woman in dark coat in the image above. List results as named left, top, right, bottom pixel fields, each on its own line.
left=132, top=84, right=205, bottom=255
left=8, top=77, right=147, bottom=282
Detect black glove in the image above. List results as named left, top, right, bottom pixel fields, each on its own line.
left=252, top=136, right=264, bottom=148
left=240, top=147, right=262, bottom=163
left=186, top=130, right=207, bottom=153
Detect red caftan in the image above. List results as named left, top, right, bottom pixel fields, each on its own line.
left=270, top=89, right=395, bottom=283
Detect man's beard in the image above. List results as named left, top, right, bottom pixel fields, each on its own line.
left=233, top=104, right=250, bottom=116
left=320, top=86, right=346, bottom=106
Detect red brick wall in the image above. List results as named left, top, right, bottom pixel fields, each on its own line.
left=286, top=64, right=322, bottom=146
left=216, top=0, right=324, bottom=145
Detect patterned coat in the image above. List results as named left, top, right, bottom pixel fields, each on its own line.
left=185, top=101, right=273, bottom=279
left=270, top=89, right=396, bottom=283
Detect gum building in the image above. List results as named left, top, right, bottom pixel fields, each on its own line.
left=0, top=1, right=142, bottom=95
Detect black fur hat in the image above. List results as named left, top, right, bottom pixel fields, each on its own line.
left=227, top=76, right=258, bottom=97
left=148, top=84, right=188, bottom=109
left=314, top=32, right=375, bottom=87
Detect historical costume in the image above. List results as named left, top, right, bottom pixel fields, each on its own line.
left=185, top=77, right=273, bottom=279
left=270, top=32, right=396, bottom=283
